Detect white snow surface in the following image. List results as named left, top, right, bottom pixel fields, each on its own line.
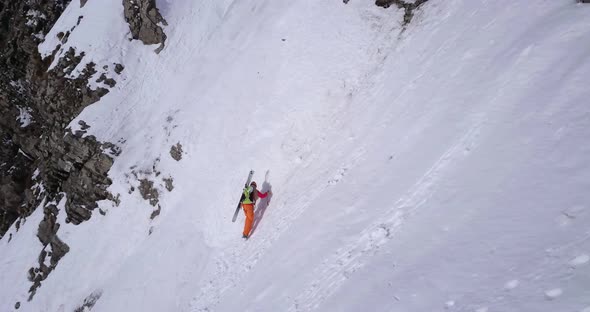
left=2, top=0, right=590, bottom=311
left=16, top=106, right=33, bottom=127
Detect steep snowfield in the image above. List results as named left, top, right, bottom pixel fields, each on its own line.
left=2, top=0, right=590, bottom=311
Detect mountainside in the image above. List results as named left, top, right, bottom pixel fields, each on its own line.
left=1, top=1, right=590, bottom=311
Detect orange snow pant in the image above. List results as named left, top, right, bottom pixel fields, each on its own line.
left=242, top=203, right=255, bottom=236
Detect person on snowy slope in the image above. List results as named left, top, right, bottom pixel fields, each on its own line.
left=240, top=181, right=268, bottom=238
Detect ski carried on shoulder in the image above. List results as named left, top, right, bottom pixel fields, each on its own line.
left=232, top=170, right=254, bottom=222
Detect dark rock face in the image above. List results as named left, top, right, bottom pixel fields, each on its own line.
left=0, top=4, right=115, bottom=231
left=0, top=0, right=120, bottom=300
left=122, top=0, right=168, bottom=53
left=0, top=0, right=119, bottom=233
left=0, top=0, right=72, bottom=239
left=0, top=132, right=31, bottom=235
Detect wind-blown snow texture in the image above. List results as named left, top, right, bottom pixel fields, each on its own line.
left=2, top=0, right=590, bottom=311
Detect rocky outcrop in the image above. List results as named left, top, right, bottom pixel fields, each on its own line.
left=139, top=178, right=159, bottom=207
left=0, top=132, right=31, bottom=235
left=122, top=0, right=168, bottom=53
left=0, top=0, right=121, bottom=301
left=375, top=0, right=430, bottom=25
left=0, top=0, right=120, bottom=231
left=55, top=131, right=119, bottom=224
left=163, top=177, right=173, bottom=191
left=170, top=142, right=183, bottom=161
left=74, top=290, right=103, bottom=312
left=0, top=0, right=72, bottom=238
left=29, top=203, right=70, bottom=300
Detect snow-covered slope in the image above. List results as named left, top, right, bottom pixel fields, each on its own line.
left=2, top=0, right=590, bottom=311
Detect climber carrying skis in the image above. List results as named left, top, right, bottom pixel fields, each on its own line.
left=240, top=181, right=268, bottom=239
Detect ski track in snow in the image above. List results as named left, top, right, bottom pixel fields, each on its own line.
left=287, top=123, right=483, bottom=312
left=2, top=1, right=590, bottom=312
left=189, top=147, right=368, bottom=311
